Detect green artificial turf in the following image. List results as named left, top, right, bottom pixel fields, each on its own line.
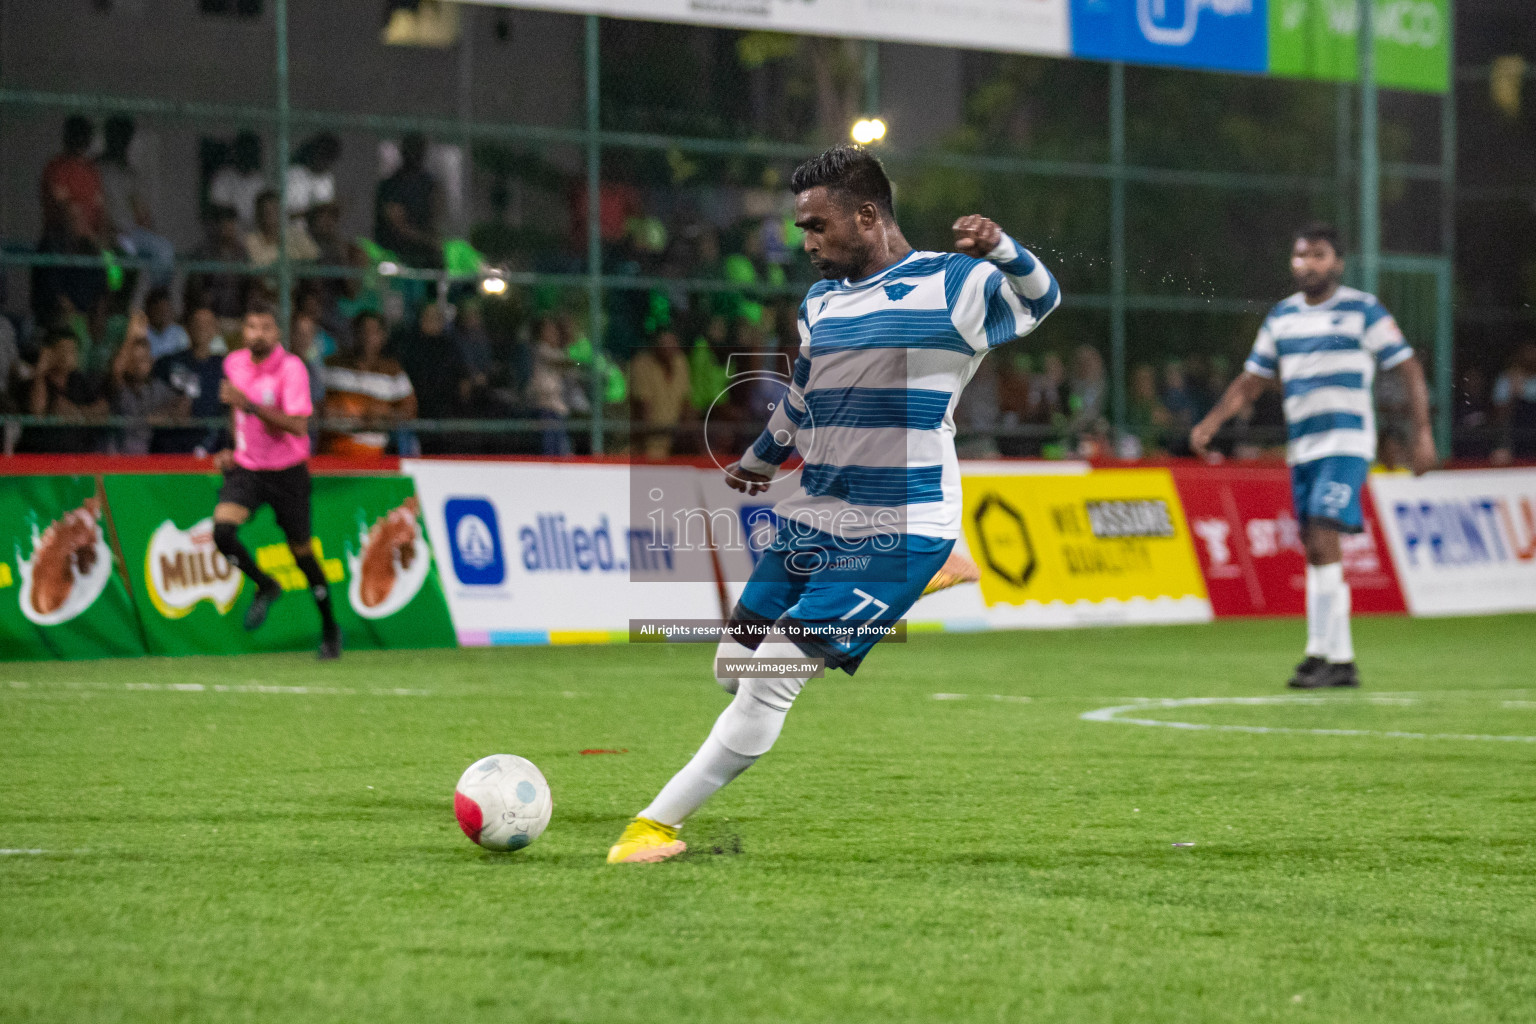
left=2, top=615, right=1534, bottom=1023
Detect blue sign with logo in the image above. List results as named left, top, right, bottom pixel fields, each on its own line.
left=444, top=497, right=505, bottom=585
left=1071, top=0, right=1269, bottom=74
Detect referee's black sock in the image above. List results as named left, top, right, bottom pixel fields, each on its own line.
left=295, top=553, right=338, bottom=633
left=213, top=522, right=277, bottom=593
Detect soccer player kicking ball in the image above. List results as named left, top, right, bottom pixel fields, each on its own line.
left=608, top=146, right=1060, bottom=863
left=1191, top=224, right=1435, bottom=690
left=212, top=300, right=341, bottom=660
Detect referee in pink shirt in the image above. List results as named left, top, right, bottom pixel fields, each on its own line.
left=213, top=299, right=341, bottom=660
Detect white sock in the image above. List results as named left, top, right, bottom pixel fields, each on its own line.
left=1327, top=571, right=1354, bottom=664
left=639, top=642, right=810, bottom=827
left=712, top=635, right=756, bottom=695
left=1304, top=563, right=1341, bottom=658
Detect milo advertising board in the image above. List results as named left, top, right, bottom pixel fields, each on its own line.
left=104, top=473, right=454, bottom=656
left=0, top=475, right=146, bottom=660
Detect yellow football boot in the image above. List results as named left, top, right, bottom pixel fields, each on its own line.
left=606, top=816, right=687, bottom=864
left=921, top=551, right=981, bottom=596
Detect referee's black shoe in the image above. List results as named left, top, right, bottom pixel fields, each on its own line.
left=318, top=627, right=343, bottom=661
left=1286, top=656, right=1326, bottom=689
left=1289, top=660, right=1360, bottom=689
left=244, top=582, right=282, bottom=631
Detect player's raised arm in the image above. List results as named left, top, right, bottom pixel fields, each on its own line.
left=952, top=214, right=1061, bottom=342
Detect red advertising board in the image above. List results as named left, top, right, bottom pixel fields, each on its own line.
left=1171, top=464, right=1407, bottom=617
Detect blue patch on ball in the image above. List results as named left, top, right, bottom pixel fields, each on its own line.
left=515, top=780, right=537, bottom=803
left=503, top=833, right=531, bottom=851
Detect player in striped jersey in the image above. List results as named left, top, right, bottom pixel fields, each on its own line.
left=1192, top=223, right=1435, bottom=690
left=609, top=146, right=1060, bottom=863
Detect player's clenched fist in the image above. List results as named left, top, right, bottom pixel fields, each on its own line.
left=952, top=215, right=1002, bottom=257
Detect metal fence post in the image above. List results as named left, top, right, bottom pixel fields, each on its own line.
left=1436, top=12, right=1457, bottom=456
left=275, top=0, right=292, bottom=345
left=585, top=14, right=605, bottom=454
left=1358, top=0, right=1380, bottom=296
left=1109, top=62, right=1127, bottom=441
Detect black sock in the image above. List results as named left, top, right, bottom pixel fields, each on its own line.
left=213, top=522, right=277, bottom=593
left=295, top=553, right=338, bottom=632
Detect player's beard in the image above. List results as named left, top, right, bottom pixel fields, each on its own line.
left=811, top=237, right=873, bottom=281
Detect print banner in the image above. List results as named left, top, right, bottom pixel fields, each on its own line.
left=103, top=474, right=455, bottom=656
left=1368, top=469, right=1536, bottom=616
left=0, top=475, right=146, bottom=661
left=1172, top=463, right=1407, bottom=617
left=959, top=467, right=1212, bottom=626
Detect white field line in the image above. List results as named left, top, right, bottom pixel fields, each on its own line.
left=931, top=693, right=1033, bottom=703
left=1081, top=695, right=1536, bottom=744
left=5, top=680, right=429, bottom=697
left=0, top=848, right=88, bottom=855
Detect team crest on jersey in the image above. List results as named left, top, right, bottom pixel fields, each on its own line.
left=883, top=282, right=915, bottom=302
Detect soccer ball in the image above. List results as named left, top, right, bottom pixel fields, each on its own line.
left=453, top=754, right=553, bottom=851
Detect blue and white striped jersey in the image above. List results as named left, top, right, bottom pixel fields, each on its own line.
left=738, top=233, right=1060, bottom=539
left=1245, top=286, right=1413, bottom=466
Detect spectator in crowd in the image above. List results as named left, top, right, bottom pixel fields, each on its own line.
left=109, top=313, right=188, bottom=456
left=453, top=300, right=499, bottom=408
left=1067, top=345, right=1109, bottom=455
left=996, top=352, right=1035, bottom=457
left=154, top=305, right=227, bottom=454
left=285, top=133, right=341, bottom=220
left=334, top=242, right=383, bottom=325
left=143, top=287, right=190, bottom=360
left=185, top=206, right=251, bottom=324
left=688, top=313, right=731, bottom=414
left=246, top=189, right=320, bottom=267
left=55, top=292, right=125, bottom=382
left=375, top=133, right=441, bottom=269
left=322, top=311, right=416, bottom=458
left=306, top=201, right=347, bottom=266
left=26, top=329, right=107, bottom=453
left=209, top=130, right=267, bottom=230
left=1125, top=362, right=1174, bottom=457
left=1453, top=364, right=1493, bottom=459
left=40, top=115, right=105, bottom=248
left=1492, top=342, right=1536, bottom=463
left=396, top=302, right=469, bottom=451
left=629, top=327, right=691, bottom=458
left=955, top=354, right=1001, bottom=459
left=1027, top=350, right=1067, bottom=426
left=289, top=312, right=330, bottom=450
left=1160, top=360, right=1199, bottom=434
left=0, top=307, right=20, bottom=428
left=294, top=287, right=341, bottom=361
left=526, top=314, right=575, bottom=456
left=35, top=115, right=109, bottom=322
left=98, top=115, right=175, bottom=298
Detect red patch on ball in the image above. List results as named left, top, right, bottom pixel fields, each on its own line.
left=453, top=790, right=483, bottom=843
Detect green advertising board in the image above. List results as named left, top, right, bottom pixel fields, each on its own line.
left=1269, top=0, right=1450, bottom=93
left=104, top=473, right=455, bottom=657
left=0, top=475, right=147, bottom=661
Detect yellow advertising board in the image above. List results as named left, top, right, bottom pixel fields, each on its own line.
left=960, top=469, right=1209, bottom=622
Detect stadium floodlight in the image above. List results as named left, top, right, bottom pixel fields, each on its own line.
left=850, top=118, right=887, bottom=145
left=480, top=269, right=509, bottom=296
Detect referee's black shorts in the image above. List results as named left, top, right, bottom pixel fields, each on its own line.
left=217, top=462, right=313, bottom=545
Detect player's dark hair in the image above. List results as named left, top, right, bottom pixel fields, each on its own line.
left=352, top=310, right=384, bottom=335
left=62, top=115, right=93, bottom=154
left=43, top=326, right=78, bottom=349
left=791, top=145, right=894, bottom=219
left=245, top=297, right=278, bottom=321
left=1295, top=222, right=1343, bottom=257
